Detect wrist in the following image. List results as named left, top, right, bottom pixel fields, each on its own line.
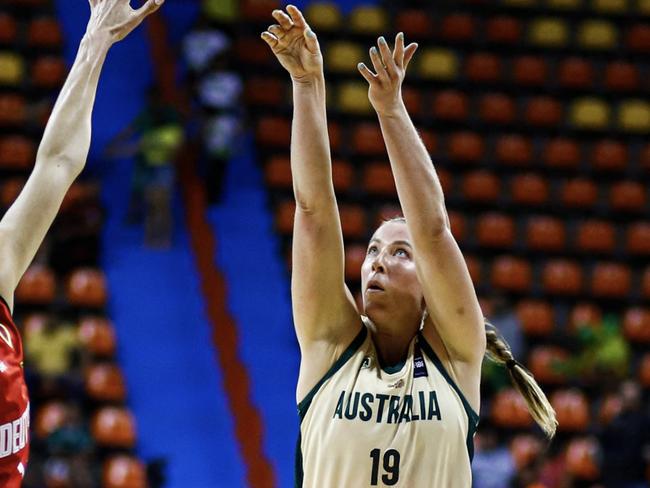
left=80, top=31, right=112, bottom=57
left=375, top=99, right=407, bottom=119
left=291, top=72, right=325, bottom=87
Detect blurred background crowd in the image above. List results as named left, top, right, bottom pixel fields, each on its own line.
left=0, top=0, right=648, bottom=486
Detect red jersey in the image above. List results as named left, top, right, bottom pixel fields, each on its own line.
left=0, top=296, right=30, bottom=487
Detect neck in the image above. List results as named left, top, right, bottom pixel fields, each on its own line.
left=365, top=318, right=417, bottom=367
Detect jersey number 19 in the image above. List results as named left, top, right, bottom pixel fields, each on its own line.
left=369, top=448, right=400, bottom=486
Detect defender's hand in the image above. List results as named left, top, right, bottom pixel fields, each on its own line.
left=86, top=0, right=163, bottom=45
left=358, top=33, right=418, bottom=117
left=261, top=5, right=323, bottom=83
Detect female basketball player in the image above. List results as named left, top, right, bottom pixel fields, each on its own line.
left=262, top=6, right=557, bottom=487
left=0, top=1, right=163, bottom=485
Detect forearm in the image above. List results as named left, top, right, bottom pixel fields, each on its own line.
left=290, top=76, right=336, bottom=211
left=35, top=33, right=110, bottom=175
left=377, top=101, right=448, bottom=236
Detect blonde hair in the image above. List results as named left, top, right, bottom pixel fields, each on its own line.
left=378, top=216, right=558, bottom=438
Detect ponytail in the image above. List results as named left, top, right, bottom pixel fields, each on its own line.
left=485, top=321, right=558, bottom=438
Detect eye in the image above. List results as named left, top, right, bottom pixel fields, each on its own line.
left=367, top=245, right=378, bottom=255
left=394, top=248, right=409, bottom=258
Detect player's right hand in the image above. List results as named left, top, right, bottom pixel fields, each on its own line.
left=261, top=5, right=323, bottom=83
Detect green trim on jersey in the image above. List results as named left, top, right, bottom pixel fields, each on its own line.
left=380, top=358, right=406, bottom=374
left=417, top=333, right=480, bottom=462
left=295, top=325, right=367, bottom=487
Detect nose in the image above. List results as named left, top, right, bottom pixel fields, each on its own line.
left=371, top=250, right=387, bottom=273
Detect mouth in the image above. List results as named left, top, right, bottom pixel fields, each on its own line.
left=366, top=280, right=385, bottom=292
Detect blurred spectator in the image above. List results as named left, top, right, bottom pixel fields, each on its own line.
left=106, top=86, right=184, bottom=248
left=25, top=316, right=80, bottom=378
left=599, top=380, right=650, bottom=488
left=472, top=426, right=516, bottom=488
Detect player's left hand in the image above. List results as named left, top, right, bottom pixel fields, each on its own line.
left=86, top=0, right=163, bottom=45
left=357, top=33, right=418, bottom=117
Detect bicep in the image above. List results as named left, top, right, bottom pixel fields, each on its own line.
left=0, top=163, right=76, bottom=299
left=291, top=202, right=360, bottom=348
left=415, top=229, right=485, bottom=363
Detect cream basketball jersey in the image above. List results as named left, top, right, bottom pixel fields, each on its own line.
left=296, top=324, right=479, bottom=487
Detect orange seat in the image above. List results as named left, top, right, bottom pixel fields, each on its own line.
left=401, top=87, right=422, bottom=117
left=103, top=455, right=147, bottom=488
left=626, top=222, right=650, bottom=255
left=275, top=199, right=294, bottom=235
left=1, top=178, right=25, bottom=208
left=432, top=90, right=469, bottom=121
left=439, top=13, right=476, bottom=42
left=345, top=244, right=366, bottom=282
left=240, top=0, right=281, bottom=21
left=575, top=220, right=616, bottom=254
left=591, top=262, right=631, bottom=298
left=485, top=16, right=522, bottom=44
left=479, top=93, right=516, bottom=124
left=641, top=143, right=650, bottom=172
left=639, top=353, right=650, bottom=387
left=395, top=10, right=433, bottom=38
left=0, top=13, right=18, bottom=44
left=461, top=171, right=500, bottom=203
left=0, top=93, right=26, bottom=127
left=85, top=363, right=127, bottom=402
left=78, top=316, right=116, bottom=357
left=264, top=155, right=291, bottom=189
left=244, top=77, right=285, bottom=107
left=35, top=401, right=67, bottom=439
left=543, top=137, right=581, bottom=169
left=528, top=346, right=570, bottom=385
left=15, top=265, right=56, bottom=304
left=557, top=57, right=594, bottom=89
left=448, top=132, right=484, bottom=163
left=604, top=61, right=640, bottom=91
left=543, top=259, right=583, bottom=295
left=32, top=56, right=66, bottom=88
left=331, top=159, right=354, bottom=193
left=510, top=434, right=543, bottom=470
left=622, top=307, right=650, bottom=343
left=91, top=407, right=137, bottom=449
left=437, top=168, right=453, bottom=195
left=327, top=122, right=341, bottom=152
left=517, top=300, right=554, bottom=336
left=560, top=178, right=598, bottom=208
left=610, top=181, right=646, bottom=212
left=591, top=139, right=628, bottom=171
left=569, top=302, right=602, bottom=332
left=256, top=116, right=290, bottom=148
left=465, top=53, right=502, bottom=83
left=27, top=17, right=63, bottom=47
left=339, top=205, right=366, bottom=239
left=599, top=393, right=622, bottom=426
left=525, top=96, right=562, bottom=127
left=66, top=268, right=107, bottom=307
left=495, top=135, right=533, bottom=166
left=512, top=56, right=548, bottom=87
left=491, top=256, right=532, bottom=292
left=0, top=135, right=36, bottom=169
left=419, top=129, right=438, bottom=155
left=625, top=24, right=650, bottom=52
left=510, top=174, right=549, bottom=206
left=448, top=211, right=466, bottom=242
left=363, top=162, right=395, bottom=196
left=526, top=216, right=566, bottom=251
left=235, top=36, right=274, bottom=65
left=565, top=438, right=600, bottom=480
left=352, top=123, right=384, bottom=155
left=476, top=213, right=516, bottom=248
left=465, top=255, right=482, bottom=286
left=491, top=388, right=533, bottom=429
left=552, top=389, right=590, bottom=431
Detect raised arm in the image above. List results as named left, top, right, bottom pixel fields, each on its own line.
left=261, top=7, right=360, bottom=377
left=358, top=34, right=485, bottom=365
left=0, top=0, right=163, bottom=311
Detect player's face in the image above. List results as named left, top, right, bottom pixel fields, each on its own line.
left=360, top=221, right=424, bottom=318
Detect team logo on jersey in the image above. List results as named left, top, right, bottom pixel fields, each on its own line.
left=413, top=343, right=428, bottom=378
left=0, top=323, right=13, bottom=350
left=0, top=361, right=7, bottom=373
left=361, top=356, right=373, bottom=370
left=388, top=379, right=405, bottom=389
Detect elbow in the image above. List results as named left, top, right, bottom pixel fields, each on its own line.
left=35, top=151, right=86, bottom=178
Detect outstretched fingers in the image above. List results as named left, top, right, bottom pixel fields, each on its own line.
left=133, top=0, right=164, bottom=23
left=394, top=32, right=405, bottom=68
left=260, top=30, right=279, bottom=48
left=272, top=9, right=293, bottom=30
left=286, top=4, right=307, bottom=28
left=369, top=46, right=388, bottom=82
left=403, top=42, right=418, bottom=71
left=357, top=62, right=377, bottom=84
left=376, top=36, right=397, bottom=78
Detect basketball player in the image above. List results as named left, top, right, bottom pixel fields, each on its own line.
left=0, top=1, right=163, bottom=485
left=262, top=5, right=557, bottom=487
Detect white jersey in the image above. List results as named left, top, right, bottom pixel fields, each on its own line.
left=296, top=325, right=478, bottom=487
